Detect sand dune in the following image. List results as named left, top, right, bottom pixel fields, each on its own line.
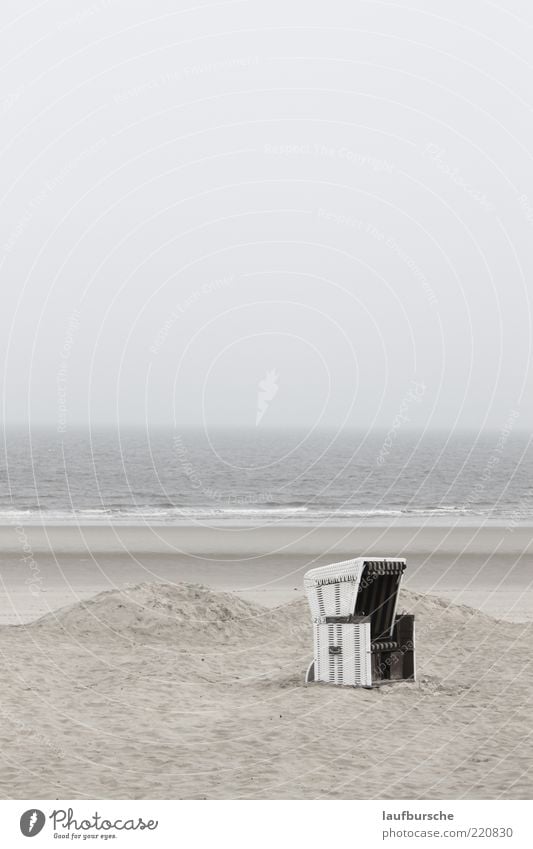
left=0, top=582, right=531, bottom=799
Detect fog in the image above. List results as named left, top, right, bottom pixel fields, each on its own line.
left=1, top=1, right=532, bottom=433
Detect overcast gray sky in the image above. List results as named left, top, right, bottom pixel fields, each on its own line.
left=1, top=0, right=532, bottom=432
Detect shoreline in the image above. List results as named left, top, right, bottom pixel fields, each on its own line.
left=2, top=521, right=533, bottom=553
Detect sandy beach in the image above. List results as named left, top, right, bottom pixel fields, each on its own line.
left=3, top=0, right=533, bottom=820
left=0, top=522, right=532, bottom=799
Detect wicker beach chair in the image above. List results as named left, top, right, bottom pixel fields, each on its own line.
left=304, top=558, right=415, bottom=688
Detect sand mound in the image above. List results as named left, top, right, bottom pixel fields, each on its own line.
left=27, top=581, right=526, bottom=657
left=30, top=582, right=280, bottom=643
left=27, top=581, right=498, bottom=638
left=1, top=582, right=531, bottom=799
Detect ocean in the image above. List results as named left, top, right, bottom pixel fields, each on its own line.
left=0, top=427, right=531, bottom=525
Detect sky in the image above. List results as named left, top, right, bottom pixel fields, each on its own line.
left=1, top=0, right=532, bottom=434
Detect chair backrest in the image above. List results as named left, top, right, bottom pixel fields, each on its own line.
left=304, top=558, right=406, bottom=638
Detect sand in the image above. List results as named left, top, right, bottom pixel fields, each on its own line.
left=1, top=522, right=533, bottom=624
left=0, top=567, right=532, bottom=799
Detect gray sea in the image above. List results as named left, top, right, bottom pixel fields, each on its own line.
left=0, top=428, right=531, bottom=524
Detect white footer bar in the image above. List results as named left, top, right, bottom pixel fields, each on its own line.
left=0, top=800, right=530, bottom=847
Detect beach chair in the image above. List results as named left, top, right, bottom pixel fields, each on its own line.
left=304, top=558, right=415, bottom=688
